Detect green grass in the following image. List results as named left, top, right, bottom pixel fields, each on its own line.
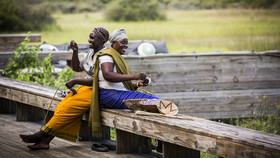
left=31, top=9, right=280, bottom=53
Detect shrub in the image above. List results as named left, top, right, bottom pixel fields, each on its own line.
left=239, top=103, right=280, bottom=135
left=105, top=0, right=166, bottom=21
left=169, top=0, right=280, bottom=10
left=0, top=36, right=74, bottom=89
left=214, top=102, right=280, bottom=136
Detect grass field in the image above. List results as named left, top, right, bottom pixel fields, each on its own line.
left=34, top=9, right=280, bottom=53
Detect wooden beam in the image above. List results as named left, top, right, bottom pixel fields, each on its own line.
left=0, top=34, right=41, bottom=43
left=101, top=109, right=280, bottom=158
left=0, top=34, right=41, bottom=52
left=0, top=51, right=72, bottom=69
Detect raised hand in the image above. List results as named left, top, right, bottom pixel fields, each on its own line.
left=70, top=40, right=78, bottom=52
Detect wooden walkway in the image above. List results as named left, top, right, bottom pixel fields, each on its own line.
left=0, top=114, right=159, bottom=158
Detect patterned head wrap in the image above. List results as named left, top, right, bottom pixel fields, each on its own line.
left=92, top=27, right=109, bottom=43
left=109, top=28, right=128, bottom=43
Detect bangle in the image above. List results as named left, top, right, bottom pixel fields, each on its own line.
left=136, top=81, right=140, bottom=88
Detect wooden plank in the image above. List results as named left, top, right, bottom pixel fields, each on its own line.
left=126, top=55, right=280, bottom=69
left=144, top=81, right=280, bottom=92
left=0, top=34, right=41, bottom=43
left=0, top=51, right=72, bottom=69
left=123, top=50, right=280, bottom=58
left=0, top=76, right=61, bottom=98
left=0, top=51, right=72, bottom=60
left=156, top=89, right=280, bottom=118
left=101, top=109, right=280, bottom=158
left=0, top=134, right=72, bottom=158
left=126, top=54, right=280, bottom=92
left=0, top=119, right=80, bottom=158
left=0, top=140, right=38, bottom=158
left=0, top=34, right=41, bottom=52
left=0, top=87, right=60, bottom=112
left=0, top=114, right=158, bottom=158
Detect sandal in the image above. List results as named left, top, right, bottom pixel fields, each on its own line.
left=91, top=143, right=108, bottom=152
left=100, top=139, right=116, bottom=150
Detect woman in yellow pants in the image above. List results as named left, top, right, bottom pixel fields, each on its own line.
left=19, top=27, right=109, bottom=150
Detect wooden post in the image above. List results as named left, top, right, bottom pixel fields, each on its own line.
left=67, top=60, right=71, bottom=67
left=163, top=142, right=200, bottom=158
left=116, top=129, right=151, bottom=154
left=0, top=98, right=16, bottom=114
left=43, top=110, right=54, bottom=124
left=16, top=102, right=44, bottom=121
left=79, top=121, right=110, bottom=141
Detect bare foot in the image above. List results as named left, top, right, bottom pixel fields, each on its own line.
left=27, top=143, right=50, bottom=150
left=19, top=134, right=41, bottom=143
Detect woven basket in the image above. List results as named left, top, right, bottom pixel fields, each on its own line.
left=139, top=101, right=159, bottom=113
left=123, top=99, right=147, bottom=112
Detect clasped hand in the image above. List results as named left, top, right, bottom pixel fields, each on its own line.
left=65, top=79, right=77, bottom=95
left=135, top=73, right=151, bottom=87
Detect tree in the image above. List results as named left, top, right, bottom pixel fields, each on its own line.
left=0, top=0, right=54, bottom=32
left=105, top=0, right=166, bottom=21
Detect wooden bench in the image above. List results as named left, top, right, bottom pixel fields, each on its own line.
left=1, top=50, right=280, bottom=119
left=0, top=34, right=41, bottom=52
left=1, top=76, right=280, bottom=158
left=1, top=50, right=279, bottom=119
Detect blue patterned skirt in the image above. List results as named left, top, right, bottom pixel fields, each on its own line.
left=99, top=89, right=160, bottom=109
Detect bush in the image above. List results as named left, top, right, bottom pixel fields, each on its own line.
left=0, top=36, right=74, bottom=89
left=169, top=0, right=280, bottom=9
left=214, top=102, right=280, bottom=136
left=105, top=0, right=166, bottom=21
left=239, top=103, right=280, bottom=135
left=0, top=0, right=54, bottom=32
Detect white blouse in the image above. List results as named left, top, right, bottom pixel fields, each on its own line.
left=98, top=55, right=127, bottom=91
left=79, top=47, right=106, bottom=78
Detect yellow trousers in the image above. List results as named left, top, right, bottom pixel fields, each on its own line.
left=42, top=86, right=92, bottom=142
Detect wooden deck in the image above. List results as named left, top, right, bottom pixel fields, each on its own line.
left=0, top=114, right=159, bottom=158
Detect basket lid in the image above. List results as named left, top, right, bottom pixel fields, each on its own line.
left=156, top=100, right=178, bottom=116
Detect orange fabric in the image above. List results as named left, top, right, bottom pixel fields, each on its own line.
left=42, top=86, right=92, bottom=142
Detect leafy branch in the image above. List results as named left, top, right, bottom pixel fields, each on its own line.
left=0, top=35, right=74, bottom=89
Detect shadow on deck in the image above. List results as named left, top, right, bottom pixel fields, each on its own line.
left=0, top=114, right=159, bottom=158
